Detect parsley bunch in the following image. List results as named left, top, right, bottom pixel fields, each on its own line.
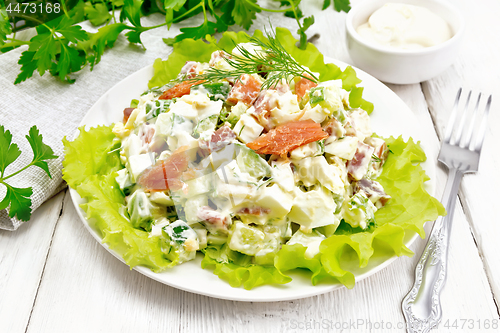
left=0, top=125, right=57, bottom=221
left=1, top=0, right=350, bottom=84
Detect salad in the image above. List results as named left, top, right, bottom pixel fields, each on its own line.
left=63, top=29, right=444, bottom=290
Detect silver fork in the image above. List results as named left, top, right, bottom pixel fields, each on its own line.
left=401, top=88, right=492, bottom=333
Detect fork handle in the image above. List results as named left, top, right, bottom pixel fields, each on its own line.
left=402, top=168, right=464, bottom=333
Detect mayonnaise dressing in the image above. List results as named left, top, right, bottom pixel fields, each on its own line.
left=356, top=3, right=452, bottom=50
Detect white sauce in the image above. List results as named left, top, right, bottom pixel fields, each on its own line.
left=357, top=3, right=452, bottom=50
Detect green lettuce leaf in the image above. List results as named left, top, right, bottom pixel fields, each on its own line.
left=148, top=28, right=373, bottom=113
left=62, top=125, right=121, bottom=188
left=63, top=32, right=444, bottom=290
left=149, top=35, right=218, bottom=88
left=275, top=244, right=336, bottom=285
left=63, top=126, right=174, bottom=272
left=201, top=244, right=291, bottom=289
left=316, top=136, right=445, bottom=288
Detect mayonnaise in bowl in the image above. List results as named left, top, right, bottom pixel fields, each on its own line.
left=356, top=3, right=452, bottom=50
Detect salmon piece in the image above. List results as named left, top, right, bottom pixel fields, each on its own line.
left=237, top=207, right=271, bottom=215
left=199, top=125, right=236, bottom=156
left=295, top=76, right=317, bottom=99
left=227, top=74, right=262, bottom=105
left=179, top=61, right=199, bottom=77
left=159, top=80, right=204, bottom=100
left=137, top=150, right=188, bottom=191
left=246, top=120, right=328, bottom=155
left=197, top=206, right=231, bottom=232
left=123, top=107, right=135, bottom=123
left=347, top=142, right=374, bottom=181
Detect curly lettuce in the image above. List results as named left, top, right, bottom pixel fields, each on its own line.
left=149, top=28, right=373, bottom=113
left=63, top=126, right=174, bottom=272
left=62, top=30, right=444, bottom=290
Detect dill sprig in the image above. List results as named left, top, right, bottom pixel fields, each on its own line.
left=183, top=30, right=319, bottom=90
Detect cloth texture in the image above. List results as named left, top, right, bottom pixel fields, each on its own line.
left=0, top=11, right=296, bottom=230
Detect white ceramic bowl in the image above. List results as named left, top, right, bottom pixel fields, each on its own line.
left=345, top=0, right=464, bottom=84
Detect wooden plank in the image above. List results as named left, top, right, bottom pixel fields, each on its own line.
left=25, top=190, right=499, bottom=333
left=20, top=2, right=500, bottom=332
left=0, top=191, right=65, bottom=333
left=421, top=0, right=500, bottom=308
left=26, top=63, right=498, bottom=333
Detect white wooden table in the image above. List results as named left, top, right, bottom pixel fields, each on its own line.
left=1, top=1, right=499, bottom=332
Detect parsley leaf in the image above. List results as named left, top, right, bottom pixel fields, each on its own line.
left=26, top=126, right=58, bottom=178
left=164, top=20, right=219, bottom=46
left=0, top=125, right=57, bottom=221
left=165, top=0, right=187, bottom=11
left=0, top=184, right=33, bottom=222
left=4, top=0, right=351, bottom=83
left=83, top=23, right=130, bottom=67
left=298, top=15, right=314, bottom=47
left=120, top=0, right=143, bottom=27
left=84, top=2, right=113, bottom=26
left=0, top=5, right=12, bottom=46
left=323, top=0, right=351, bottom=13
left=15, top=10, right=89, bottom=83
left=0, top=125, right=21, bottom=178
left=233, top=0, right=260, bottom=30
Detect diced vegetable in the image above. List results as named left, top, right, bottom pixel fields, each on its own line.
left=193, top=114, right=218, bottom=138
left=288, top=186, right=340, bottom=230
left=161, top=220, right=199, bottom=263
left=324, top=136, right=359, bottom=160
left=309, top=83, right=346, bottom=123
left=254, top=225, right=282, bottom=265
left=343, top=192, right=377, bottom=230
left=115, top=168, right=133, bottom=195
left=228, top=221, right=265, bottom=256
left=127, top=153, right=155, bottom=183
left=127, top=190, right=154, bottom=231
left=233, top=113, right=264, bottom=143
left=235, top=144, right=271, bottom=179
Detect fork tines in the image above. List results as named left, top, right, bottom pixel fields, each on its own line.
left=444, top=88, right=492, bottom=152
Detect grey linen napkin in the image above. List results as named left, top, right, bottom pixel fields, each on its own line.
left=0, top=14, right=175, bottom=230
left=0, top=9, right=296, bottom=231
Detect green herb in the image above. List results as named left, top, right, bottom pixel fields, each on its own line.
left=1, top=0, right=350, bottom=84
left=0, top=125, right=57, bottom=221
left=309, top=86, right=325, bottom=105
left=371, top=154, right=382, bottom=162
left=238, top=125, right=246, bottom=136
left=184, top=28, right=318, bottom=90
left=192, top=82, right=231, bottom=101
left=130, top=99, right=139, bottom=108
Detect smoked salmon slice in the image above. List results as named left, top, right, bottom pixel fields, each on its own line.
left=246, top=120, right=328, bottom=155
left=295, top=76, right=317, bottom=99
left=227, top=74, right=262, bottom=105
left=159, top=80, right=204, bottom=100
left=137, top=150, right=188, bottom=191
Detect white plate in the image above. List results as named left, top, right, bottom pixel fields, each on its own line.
left=70, top=57, right=437, bottom=302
